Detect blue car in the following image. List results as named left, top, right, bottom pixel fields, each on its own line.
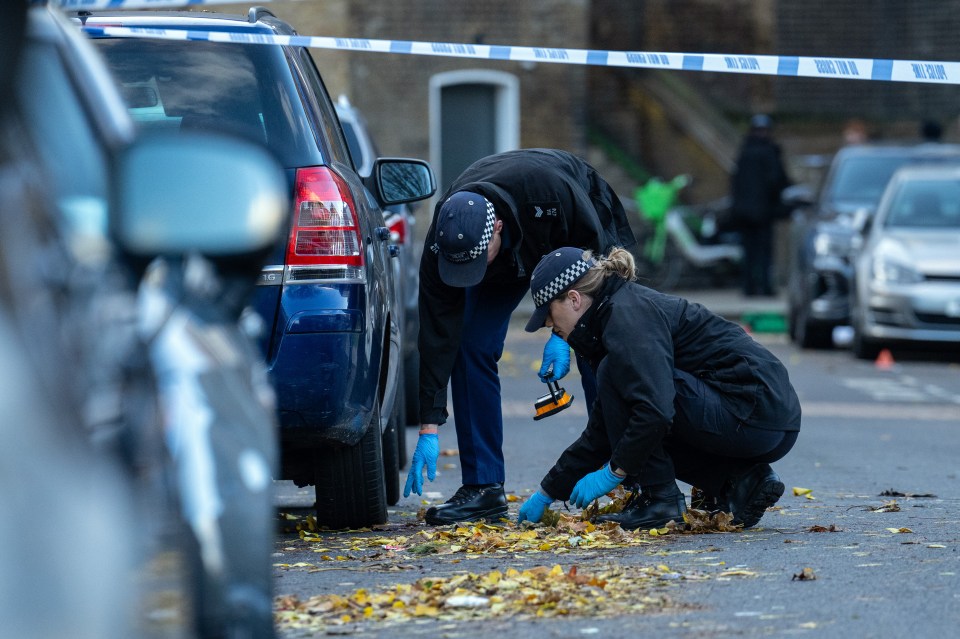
left=87, top=7, right=436, bottom=529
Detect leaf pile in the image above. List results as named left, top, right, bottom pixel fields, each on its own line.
left=275, top=563, right=686, bottom=632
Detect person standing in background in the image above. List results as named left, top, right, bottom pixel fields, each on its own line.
left=729, top=114, right=791, bottom=297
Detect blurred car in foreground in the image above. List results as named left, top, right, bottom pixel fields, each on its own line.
left=850, top=164, right=960, bottom=359
left=336, top=95, right=421, bottom=432
left=785, top=143, right=960, bottom=348
left=13, top=4, right=289, bottom=637
left=86, top=7, right=436, bottom=529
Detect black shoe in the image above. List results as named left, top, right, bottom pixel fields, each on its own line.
left=593, top=483, right=686, bottom=531
left=726, top=463, right=784, bottom=528
left=690, top=486, right=724, bottom=512
left=424, top=483, right=508, bottom=525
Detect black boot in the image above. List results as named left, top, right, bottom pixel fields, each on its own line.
left=424, top=483, right=508, bottom=525
left=594, top=482, right=686, bottom=531
left=726, top=463, right=784, bottom=528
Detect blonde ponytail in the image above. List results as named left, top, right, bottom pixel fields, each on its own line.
left=573, top=247, right=636, bottom=296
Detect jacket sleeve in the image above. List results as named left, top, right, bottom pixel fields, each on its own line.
left=539, top=402, right=613, bottom=501
left=417, top=233, right=465, bottom=426
left=603, top=300, right=677, bottom=477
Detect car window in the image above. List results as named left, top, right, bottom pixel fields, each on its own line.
left=94, top=38, right=313, bottom=167
left=826, top=155, right=910, bottom=205
left=16, top=41, right=109, bottom=235
left=340, top=118, right=365, bottom=172
left=885, top=179, right=960, bottom=229
left=295, top=48, right=352, bottom=166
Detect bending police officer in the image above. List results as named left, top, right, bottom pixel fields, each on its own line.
left=406, top=148, right=637, bottom=525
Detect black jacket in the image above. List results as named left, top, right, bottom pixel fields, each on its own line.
left=540, top=277, right=801, bottom=501
left=418, top=148, right=636, bottom=425
left=729, top=133, right=790, bottom=227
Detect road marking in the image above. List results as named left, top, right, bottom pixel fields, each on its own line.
left=841, top=377, right=960, bottom=404
left=499, top=400, right=957, bottom=421
left=796, top=402, right=957, bottom=421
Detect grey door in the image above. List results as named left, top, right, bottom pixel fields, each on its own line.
left=439, top=83, right=496, bottom=192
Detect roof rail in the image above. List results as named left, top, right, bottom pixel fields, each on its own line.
left=248, top=6, right=276, bottom=24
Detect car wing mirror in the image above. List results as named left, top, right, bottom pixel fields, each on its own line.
left=112, top=132, right=288, bottom=260
left=369, top=158, right=436, bottom=206
left=851, top=206, right=872, bottom=235
left=781, top=183, right=815, bottom=209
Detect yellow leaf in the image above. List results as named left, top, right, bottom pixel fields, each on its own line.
left=549, top=565, right=564, bottom=577
left=792, top=487, right=812, bottom=496
left=538, top=542, right=552, bottom=551
left=506, top=494, right=520, bottom=502
left=413, top=604, right=439, bottom=617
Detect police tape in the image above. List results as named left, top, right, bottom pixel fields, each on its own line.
left=60, top=0, right=270, bottom=9
left=80, top=24, right=960, bottom=86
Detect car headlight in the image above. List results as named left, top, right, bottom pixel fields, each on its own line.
left=870, top=254, right=922, bottom=284
left=813, top=231, right=850, bottom=257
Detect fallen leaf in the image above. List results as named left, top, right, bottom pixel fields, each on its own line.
left=886, top=527, right=913, bottom=534
left=871, top=500, right=900, bottom=513
left=792, top=487, right=812, bottom=497
left=879, top=489, right=936, bottom=498
left=808, top=525, right=839, bottom=533
left=792, top=567, right=816, bottom=581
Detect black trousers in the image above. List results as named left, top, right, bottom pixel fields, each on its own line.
left=633, top=369, right=798, bottom=495
left=740, top=225, right=774, bottom=296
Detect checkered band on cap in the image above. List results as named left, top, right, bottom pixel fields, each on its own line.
left=443, top=198, right=496, bottom=263
left=532, top=257, right=594, bottom=307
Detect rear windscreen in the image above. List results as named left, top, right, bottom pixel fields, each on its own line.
left=94, top=38, right=317, bottom=167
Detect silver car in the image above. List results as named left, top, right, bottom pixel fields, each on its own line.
left=851, top=164, right=960, bottom=358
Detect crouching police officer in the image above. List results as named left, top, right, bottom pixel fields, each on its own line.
left=517, top=247, right=801, bottom=530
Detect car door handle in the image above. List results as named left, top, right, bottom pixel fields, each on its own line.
left=375, top=226, right=391, bottom=241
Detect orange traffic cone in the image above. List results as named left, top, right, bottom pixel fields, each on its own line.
left=875, top=348, right=895, bottom=370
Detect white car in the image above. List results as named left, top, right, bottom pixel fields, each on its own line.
left=850, top=164, right=960, bottom=358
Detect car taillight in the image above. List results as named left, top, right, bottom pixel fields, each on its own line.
left=387, top=214, right=407, bottom=244
left=287, top=167, right=363, bottom=268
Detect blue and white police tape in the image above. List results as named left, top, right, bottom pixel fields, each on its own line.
left=59, top=0, right=272, bottom=9
left=79, top=24, right=960, bottom=86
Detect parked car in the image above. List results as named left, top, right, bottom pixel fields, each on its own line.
left=85, top=7, right=436, bottom=529
left=11, top=3, right=289, bottom=638
left=336, top=95, right=421, bottom=433
left=850, top=164, right=960, bottom=359
left=785, top=142, right=960, bottom=348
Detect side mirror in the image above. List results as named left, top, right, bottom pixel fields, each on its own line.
left=851, top=206, right=872, bottom=235
left=368, top=158, right=436, bottom=206
left=781, top=183, right=815, bottom=209
left=112, top=132, right=288, bottom=260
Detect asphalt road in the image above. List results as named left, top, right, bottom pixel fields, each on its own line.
left=272, top=316, right=960, bottom=638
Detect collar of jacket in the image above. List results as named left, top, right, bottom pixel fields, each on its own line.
left=566, top=275, right=626, bottom=363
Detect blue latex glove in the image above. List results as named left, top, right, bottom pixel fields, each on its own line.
left=403, top=433, right=439, bottom=497
left=517, top=490, right=555, bottom=524
left=569, top=464, right=623, bottom=509
left=539, top=333, right=571, bottom=382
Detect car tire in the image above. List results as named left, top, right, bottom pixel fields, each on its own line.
left=382, top=383, right=403, bottom=506
left=314, top=406, right=387, bottom=529
left=792, top=305, right=833, bottom=349
left=851, top=317, right=882, bottom=361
